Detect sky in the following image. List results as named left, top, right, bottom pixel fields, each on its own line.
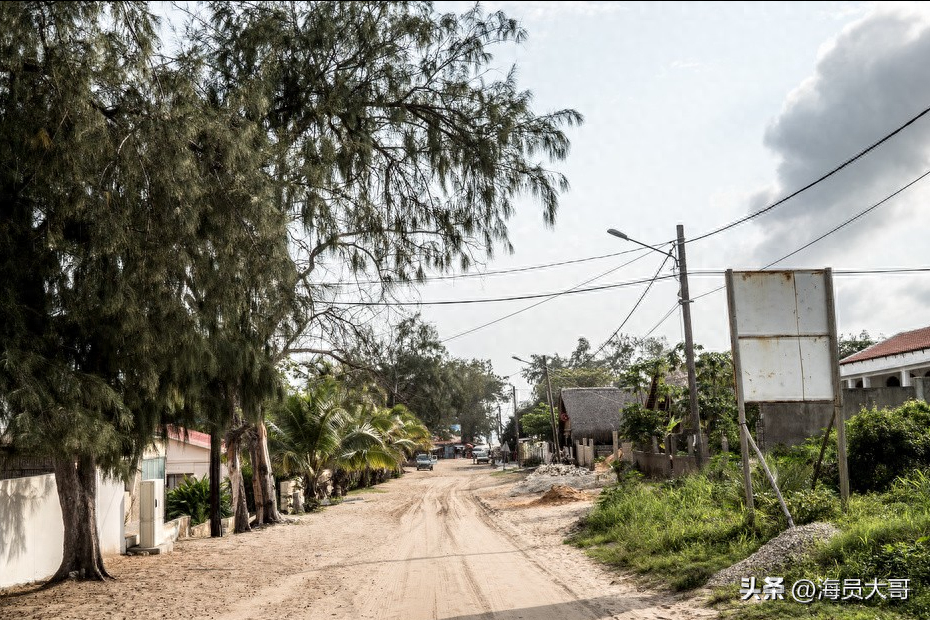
left=155, top=2, right=930, bottom=420
left=370, top=1, right=930, bottom=411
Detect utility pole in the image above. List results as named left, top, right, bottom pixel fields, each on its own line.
left=512, top=384, right=521, bottom=466
left=496, top=404, right=503, bottom=448
left=543, top=355, right=560, bottom=461
left=676, top=224, right=706, bottom=468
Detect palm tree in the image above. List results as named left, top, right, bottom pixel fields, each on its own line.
left=268, top=379, right=434, bottom=502
left=268, top=377, right=347, bottom=500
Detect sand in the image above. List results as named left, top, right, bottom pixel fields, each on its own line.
left=0, top=459, right=716, bottom=619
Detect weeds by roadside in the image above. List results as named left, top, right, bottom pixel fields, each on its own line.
left=572, top=446, right=930, bottom=619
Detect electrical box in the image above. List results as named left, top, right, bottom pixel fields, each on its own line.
left=139, top=479, right=164, bottom=548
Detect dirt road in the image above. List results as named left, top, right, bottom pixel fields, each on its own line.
left=0, top=459, right=715, bottom=619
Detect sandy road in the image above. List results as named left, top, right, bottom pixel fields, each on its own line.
left=0, top=459, right=715, bottom=620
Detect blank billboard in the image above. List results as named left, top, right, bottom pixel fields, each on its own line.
left=729, top=270, right=834, bottom=402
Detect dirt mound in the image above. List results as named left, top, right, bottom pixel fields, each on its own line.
left=531, top=484, right=592, bottom=506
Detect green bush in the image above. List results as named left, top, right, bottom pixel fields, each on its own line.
left=847, top=400, right=930, bottom=492
left=166, top=475, right=232, bottom=526
left=619, top=402, right=667, bottom=448
left=785, top=488, right=839, bottom=524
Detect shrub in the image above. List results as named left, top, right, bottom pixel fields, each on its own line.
left=847, top=400, right=930, bottom=492
left=166, top=475, right=232, bottom=526
left=784, top=488, right=839, bottom=524
left=619, top=402, right=666, bottom=449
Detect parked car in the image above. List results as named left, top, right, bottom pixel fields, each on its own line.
left=416, top=454, right=433, bottom=471
left=472, top=449, right=490, bottom=464
left=430, top=455, right=438, bottom=465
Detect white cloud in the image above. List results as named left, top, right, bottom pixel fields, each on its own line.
left=747, top=4, right=930, bottom=266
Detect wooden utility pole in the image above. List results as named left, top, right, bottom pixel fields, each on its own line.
left=677, top=224, right=706, bottom=468
left=512, top=384, right=521, bottom=466
left=543, top=355, right=560, bottom=459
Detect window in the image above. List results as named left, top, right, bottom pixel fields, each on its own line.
left=141, top=457, right=165, bottom=481
left=167, top=473, right=192, bottom=490
left=886, top=376, right=901, bottom=387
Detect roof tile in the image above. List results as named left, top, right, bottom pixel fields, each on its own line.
left=840, top=325, right=930, bottom=365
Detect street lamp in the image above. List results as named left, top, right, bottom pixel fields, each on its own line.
left=607, top=224, right=706, bottom=468
left=512, top=355, right=561, bottom=461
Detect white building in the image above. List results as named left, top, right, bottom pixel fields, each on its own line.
left=840, top=325, right=930, bottom=388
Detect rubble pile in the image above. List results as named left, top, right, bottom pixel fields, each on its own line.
left=509, top=464, right=609, bottom=495
left=533, top=464, right=592, bottom=477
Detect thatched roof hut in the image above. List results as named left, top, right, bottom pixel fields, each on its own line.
left=559, top=387, right=637, bottom=445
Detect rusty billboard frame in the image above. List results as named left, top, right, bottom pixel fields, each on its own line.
left=726, top=268, right=850, bottom=513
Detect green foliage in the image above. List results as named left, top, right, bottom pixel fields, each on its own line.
left=269, top=376, right=432, bottom=499
left=578, top=451, right=930, bottom=619
left=574, top=472, right=773, bottom=591
left=520, top=403, right=555, bottom=440
left=838, top=330, right=879, bottom=360
left=619, top=402, right=667, bottom=448
left=695, top=351, right=739, bottom=452
left=765, top=488, right=839, bottom=525
left=363, top=315, right=504, bottom=439
left=166, top=476, right=232, bottom=526
left=847, top=400, right=930, bottom=492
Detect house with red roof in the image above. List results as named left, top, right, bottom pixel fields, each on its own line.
left=163, top=426, right=223, bottom=489
left=840, top=325, right=930, bottom=388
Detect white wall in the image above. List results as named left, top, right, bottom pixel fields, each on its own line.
left=0, top=471, right=125, bottom=589
left=165, top=438, right=226, bottom=481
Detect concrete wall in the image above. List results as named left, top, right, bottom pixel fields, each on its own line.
left=165, top=438, right=213, bottom=480
left=0, top=472, right=125, bottom=589
left=632, top=451, right=698, bottom=478
left=759, top=384, right=921, bottom=449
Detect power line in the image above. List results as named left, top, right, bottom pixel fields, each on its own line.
left=590, top=248, right=674, bottom=358
left=760, top=168, right=930, bottom=267
left=688, top=103, right=930, bottom=244
left=678, top=166, right=930, bottom=305
left=440, top=250, right=656, bottom=342
left=318, top=247, right=644, bottom=286
left=644, top=303, right=680, bottom=338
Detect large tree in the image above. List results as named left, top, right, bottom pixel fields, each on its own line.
left=183, top=0, right=582, bottom=520
left=0, top=2, right=230, bottom=579
left=1, top=0, right=581, bottom=580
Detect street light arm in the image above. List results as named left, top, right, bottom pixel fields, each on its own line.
left=607, top=228, right=677, bottom=263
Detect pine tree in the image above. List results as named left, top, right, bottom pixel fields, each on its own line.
left=0, top=2, right=215, bottom=580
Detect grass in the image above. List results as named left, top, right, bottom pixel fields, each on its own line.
left=570, top=471, right=774, bottom=590
left=571, top=464, right=930, bottom=619
left=346, top=486, right=387, bottom=495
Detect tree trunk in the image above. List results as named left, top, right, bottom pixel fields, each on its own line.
left=250, top=419, right=282, bottom=524
left=224, top=391, right=251, bottom=534
left=49, top=455, right=110, bottom=583
left=249, top=430, right=266, bottom=524
left=225, top=433, right=251, bottom=534
left=209, top=427, right=223, bottom=537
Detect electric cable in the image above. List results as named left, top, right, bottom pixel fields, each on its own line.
left=687, top=103, right=930, bottom=244
left=590, top=248, right=674, bottom=358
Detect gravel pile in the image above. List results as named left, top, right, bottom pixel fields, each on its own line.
left=707, top=522, right=840, bottom=587
left=509, top=464, right=609, bottom=495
